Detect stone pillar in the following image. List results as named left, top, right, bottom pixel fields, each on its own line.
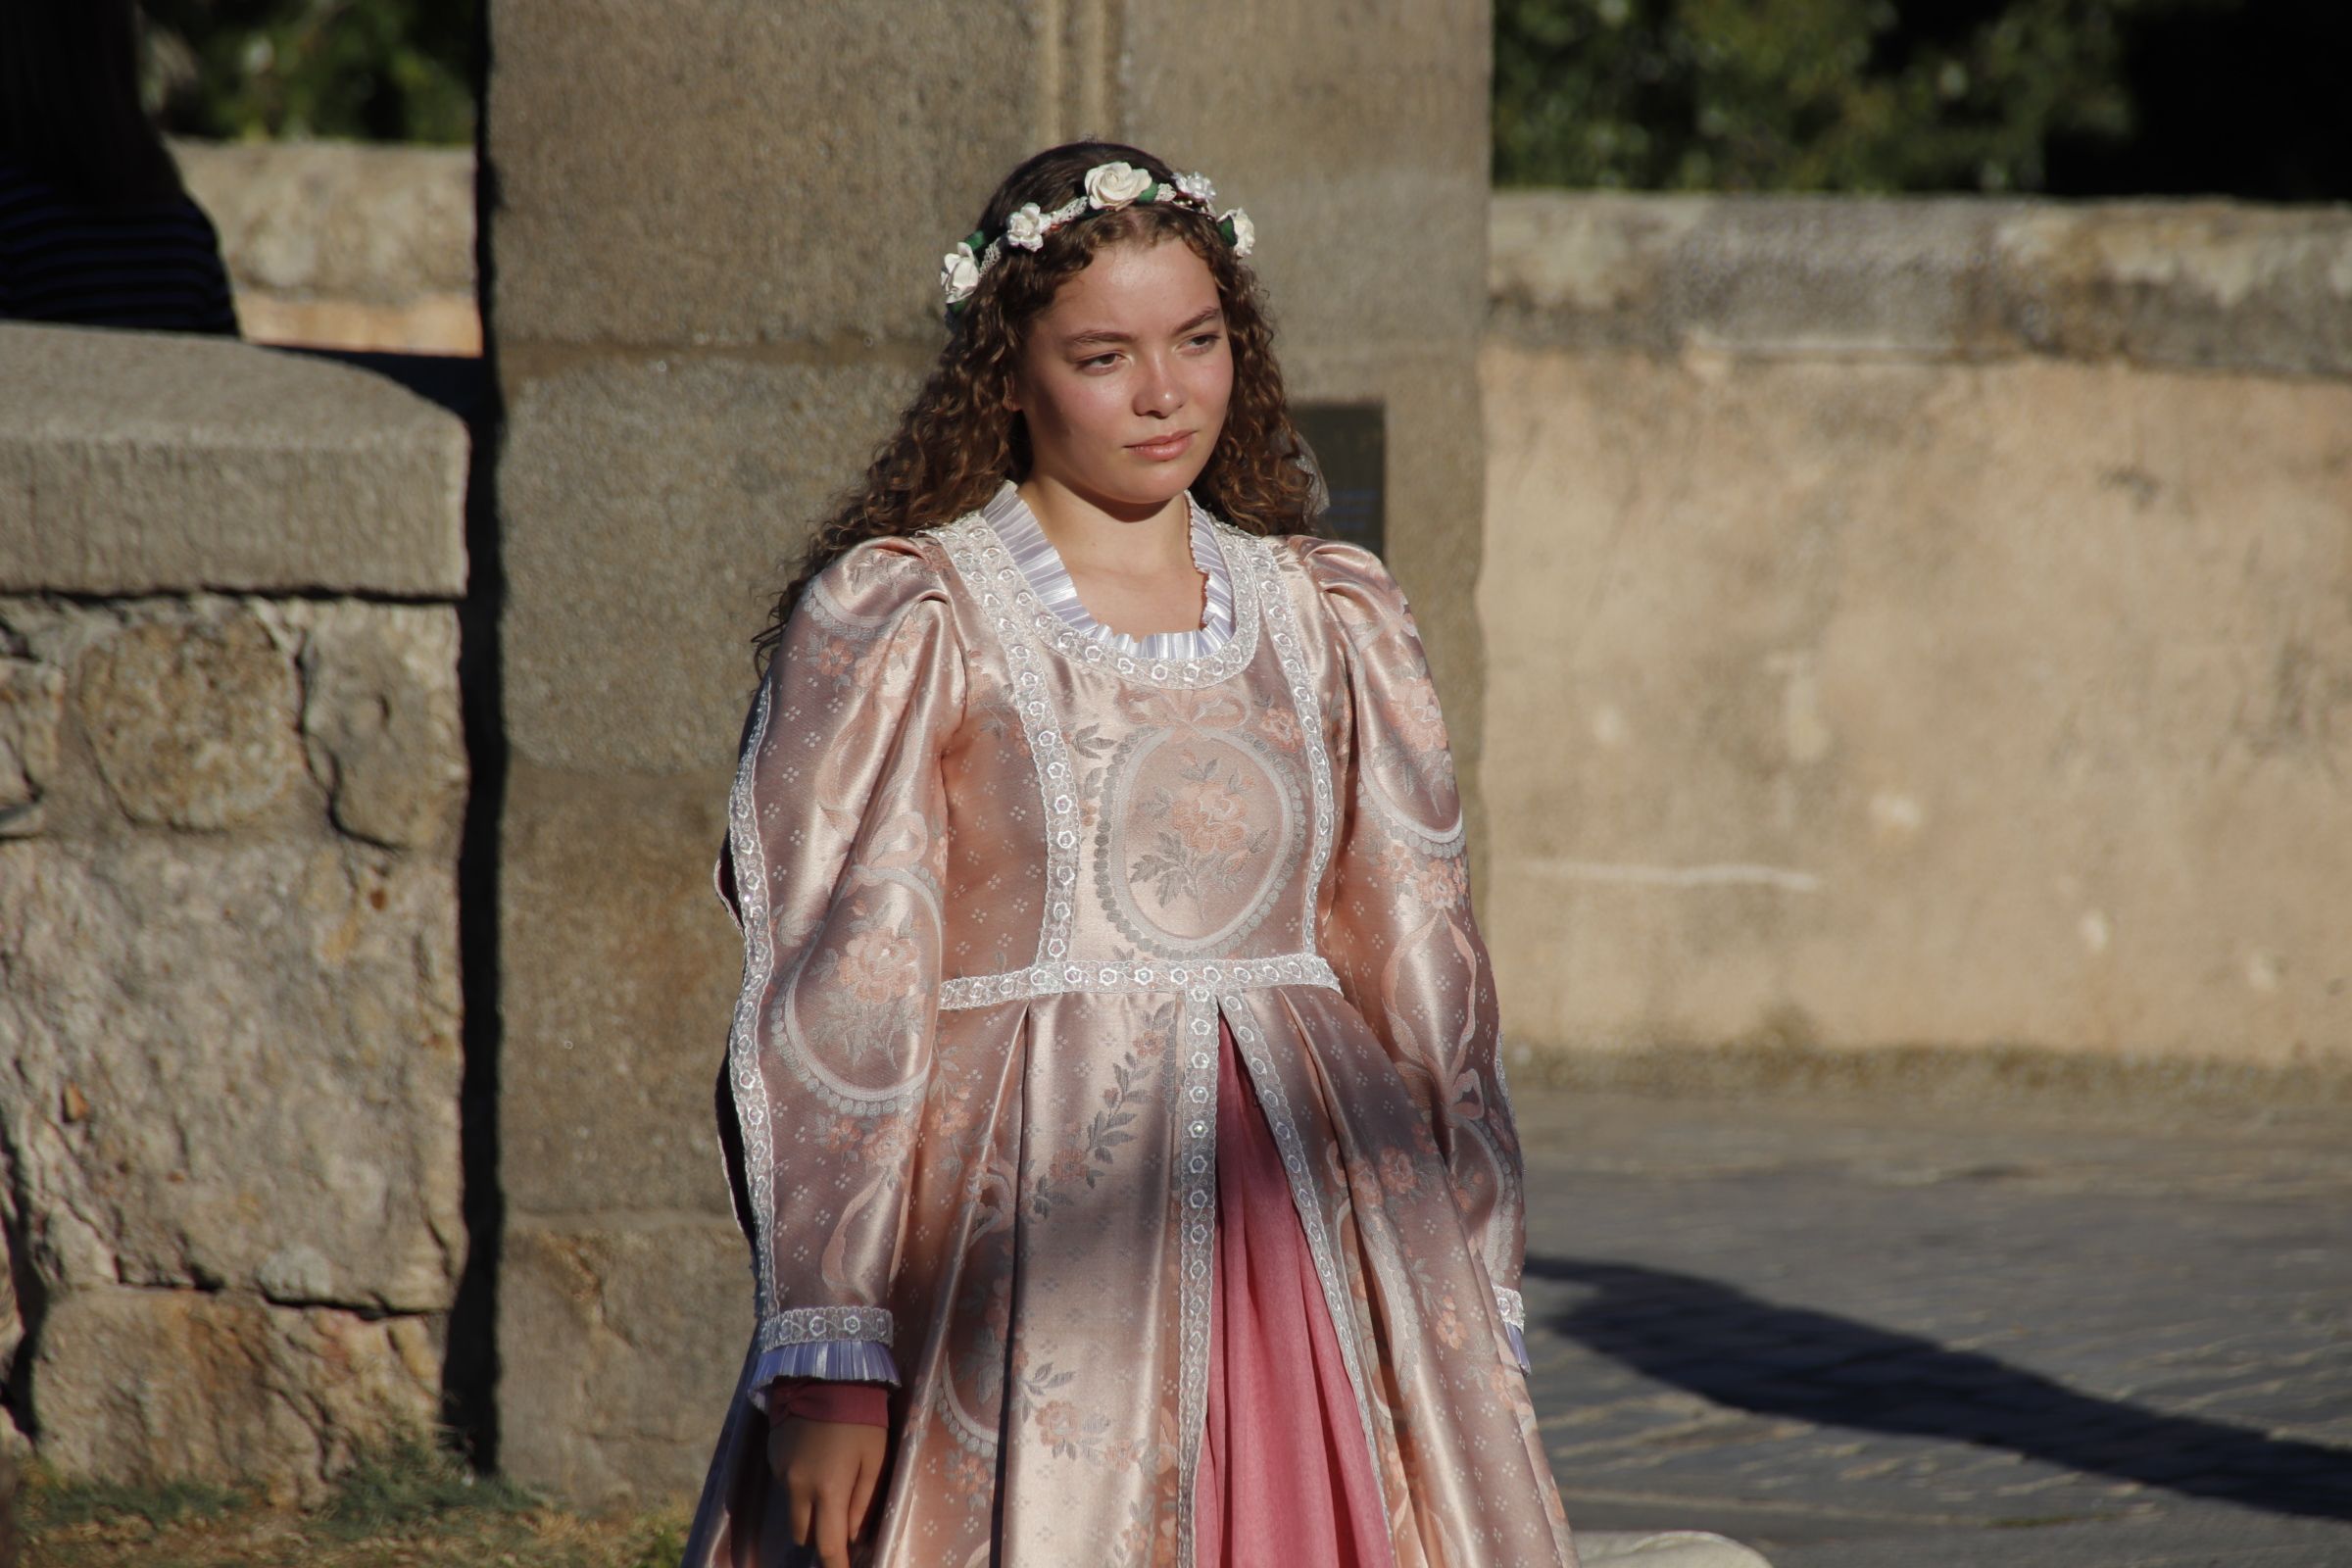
left=484, top=0, right=1492, bottom=1505
left=1116, top=2, right=1495, bottom=843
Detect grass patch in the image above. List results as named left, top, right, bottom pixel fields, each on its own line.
left=616, top=1513, right=691, bottom=1568
left=314, top=1431, right=540, bottom=1540
left=22, top=1472, right=253, bottom=1531
left=16, top=1432, right=694, bottom=1568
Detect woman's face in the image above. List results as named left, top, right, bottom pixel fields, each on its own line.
left=1005, top=235, right=1233, bottom=514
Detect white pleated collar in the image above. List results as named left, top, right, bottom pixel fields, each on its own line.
left=978, top=479, right=1237, bottom=661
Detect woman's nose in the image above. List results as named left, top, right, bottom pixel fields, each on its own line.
left=1136, top=363, right=1185, bottom=416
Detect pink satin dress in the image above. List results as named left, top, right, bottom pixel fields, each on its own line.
left=765, top=1013, right=1395, bottom=1567
left=680, top=480, right=1576, bottom=1567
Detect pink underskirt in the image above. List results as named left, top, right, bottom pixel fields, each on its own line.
left=1197, top=1015, right=1397, bottom=1568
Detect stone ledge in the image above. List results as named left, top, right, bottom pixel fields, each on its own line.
left=0, top=322, right=468, bottom=595
left=174, top=138, right=479, bottom=354
left=1505, top=1036, right=2352, bottom=1117
left=1490, top=190, right=2352, bottom=379
left=173, top=137, right=475, bottom=304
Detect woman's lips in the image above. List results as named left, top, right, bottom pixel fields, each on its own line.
left=1127, top=429, right=1196, bottom=460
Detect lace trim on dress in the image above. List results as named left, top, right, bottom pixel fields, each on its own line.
left=980, top=478, right=1236, bottom=660
left=940, top=951, right=1340, bottom=1010
left=935, top=501, right=1260, bottom=690
left=1168, top=991, right=1220, bottom=1568
left=754, top=1303, right=897, bottom=1354
left=1495, top=1287, right=1532, bottom=1369
left=721, top=674, right=786, bottom=1325
left=1257, top=541, right=1339, bottom=954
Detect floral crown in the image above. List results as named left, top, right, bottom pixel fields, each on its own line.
left=940, top=160, right=1255, bottom=318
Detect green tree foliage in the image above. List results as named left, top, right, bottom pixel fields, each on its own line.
left=141, top=0, right=474, bottom=144
left=1494, top=0, right=2230, bottom=192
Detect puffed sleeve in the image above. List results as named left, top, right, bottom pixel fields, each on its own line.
left=710, top=535, right=967, bottom=1412
left=1299, top=538, right=1533, bottom=1374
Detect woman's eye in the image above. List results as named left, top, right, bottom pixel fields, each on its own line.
left=1079, top=353, right=1120, bottom=369
left=1186, top=332, right=1223, bottom=350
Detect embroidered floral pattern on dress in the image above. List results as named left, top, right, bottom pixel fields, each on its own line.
left=786, top=909, right=933, bottom=1077
left=1331, top=584, right=1467, bottom=858
left=1094, top=725, right=1307, bottom=958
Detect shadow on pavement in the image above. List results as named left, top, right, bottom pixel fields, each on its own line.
left=1523, top=1255, right=2351, bottom=1522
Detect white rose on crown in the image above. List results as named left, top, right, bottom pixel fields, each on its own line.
left=1085, top=161, right=1153, bottom=208
left=1175, top=172, right=1215, bottom=206
left=1221, top=208, right=1255, bottom=258
left=941, top=241, right=979, bottom=304
left=1004, top=202, right=1048, bottom=251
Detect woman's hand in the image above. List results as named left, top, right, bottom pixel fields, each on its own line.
left=769, top=1417, right=888, bottom=1568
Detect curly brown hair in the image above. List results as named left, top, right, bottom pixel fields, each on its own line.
left=751, top=139, right=1322, bottom=676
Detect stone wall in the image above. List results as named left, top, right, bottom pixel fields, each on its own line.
left=1480, top=193, right=2352, bottom=1086
left=0, top=322, right=471, bottom=1501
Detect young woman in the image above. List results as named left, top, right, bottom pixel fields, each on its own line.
left=681, top=140, right=1578, bottom=1568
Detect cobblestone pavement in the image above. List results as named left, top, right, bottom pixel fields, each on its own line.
left=1509, top=1080, right=2352, bottom=1567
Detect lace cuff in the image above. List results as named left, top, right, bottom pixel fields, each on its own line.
left=1495, top=1285, right=1530, bottom=1373
left=742, top=1337, right=903, bottom=1413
